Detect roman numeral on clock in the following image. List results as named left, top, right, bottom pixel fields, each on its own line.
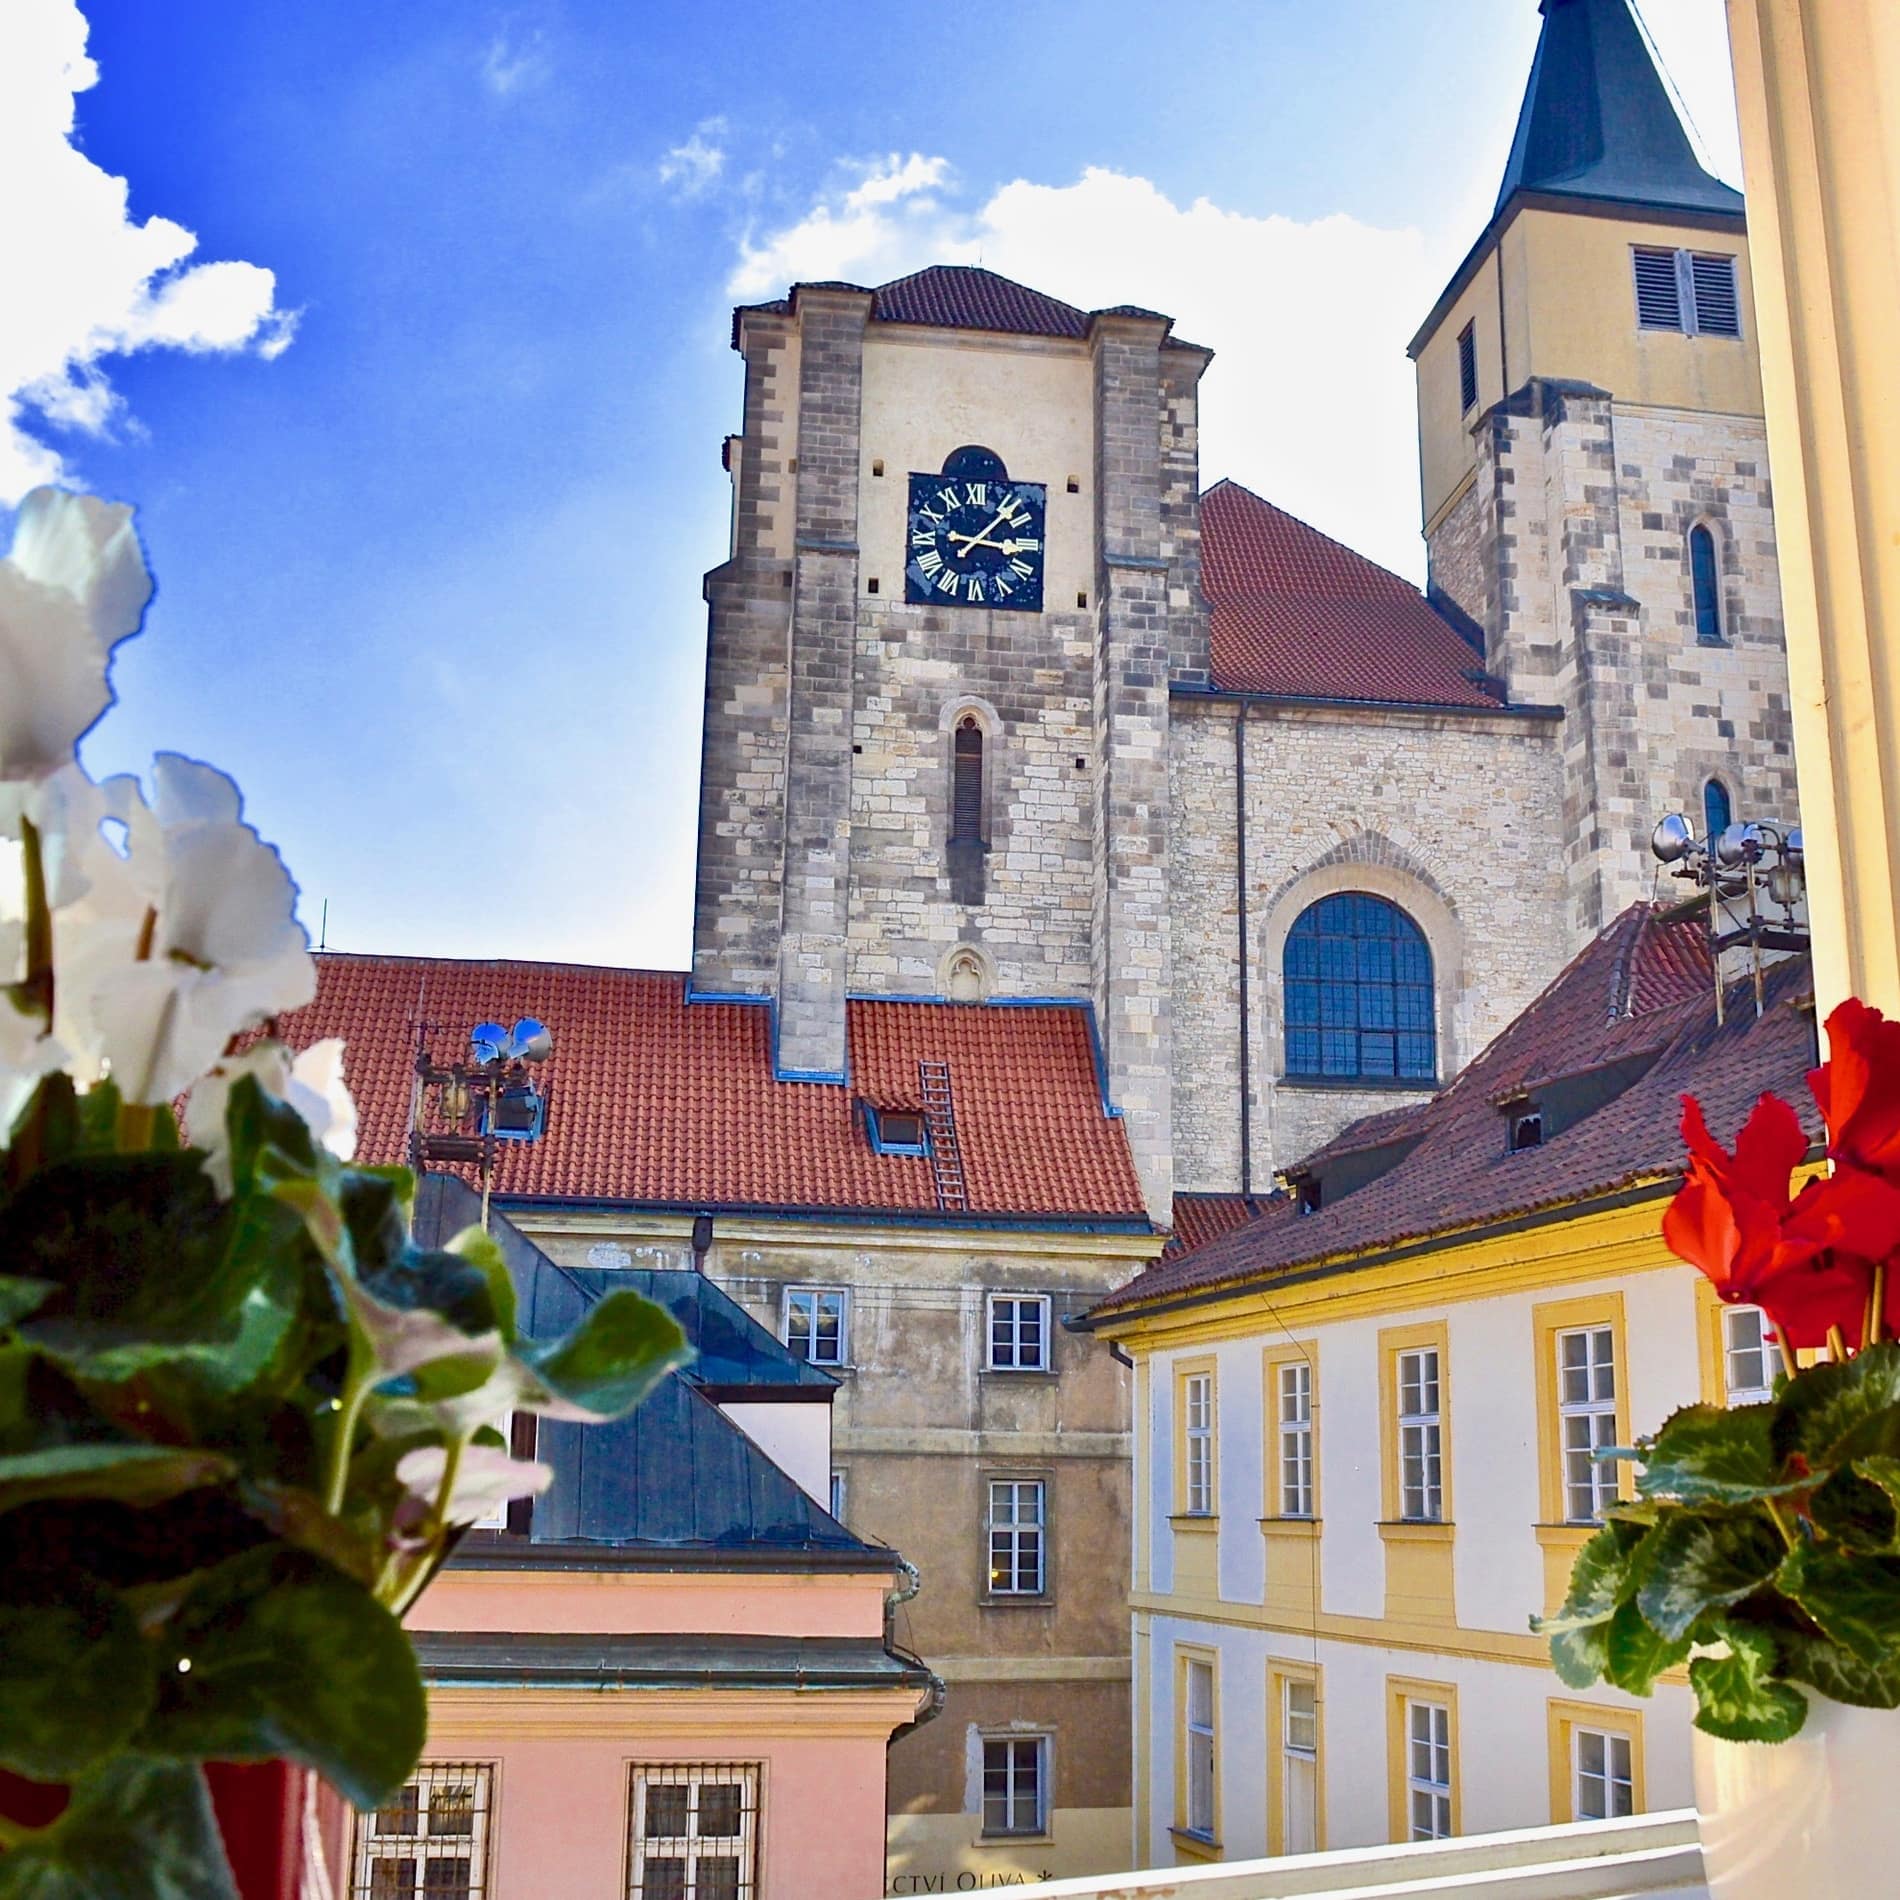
left=918, top=549, right=942, bottom=573
left=966, top=575, right=985, bottom=603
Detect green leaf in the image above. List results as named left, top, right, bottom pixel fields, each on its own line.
left=336, top=1170, right=409, bottom=1284
left=1809, top=1466, right=1900, bottom=1551
left=1776, top=1540, right=1900, bottom=1664
left=1773, top=1341, right=1900, bottom=1468
left=1637, top=1402, right=1801, bottom=1503
left=448, top=1225, right=516, bottom=1341
left=0, top=1443, right=235, bottom=1518
left=1632, top=1511, right=1788, bottom=1640
left=1547, top=1619, right=1611, bottom=1690
left=0, top=1575, right=154, bottom=1779
left=236, top=1479, right=385, bottom=1589
left=137, top=1544, right=425, bottom=1809
left=219, top=1073, right=318, bottom=1198
left=1531, top=1521, right=1641, bottom=1635
left=1689, top=1623, right=1808, bottom=1742
left=1777, top=1625, right=1900, bottom=1709
left=0, top=1279, right=54, bottom=1328
left=0, top=1757, right=236, bottom=1900
left=517, top=1287, right=689, bottom=1421
left=1855, top=1454, right=1900, bottom=1522
left=1603, top=1602, right=1692, bottom=1695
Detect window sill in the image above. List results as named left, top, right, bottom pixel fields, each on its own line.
left=1378, top=1518, right=1454, bottom=1544
left=1168, top=1514, right=1220, bottom=1533
left=984, top=1365, right=1058, bottom=1380
left=1171, top=1828, right=1221, bottom=1862
left=1535, top=1521, right=1600, bottom=1547
left=1278, top=1074, right=1439, bottom=1094
left=980, top=1830, right=1053, bottom=1847
left=979, top=1594, right=1054, bottom=1610
left=1260, top=1516, right=1320, bottom=1539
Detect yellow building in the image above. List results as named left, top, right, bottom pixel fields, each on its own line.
left=1080, top=908, right=1816, bottom=1862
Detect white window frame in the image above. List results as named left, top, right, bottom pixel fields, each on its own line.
left=783, top=1285, right=848, bottom=1366
left=1184, top=1658, right=1217, bottom=1840
left=987, top=1477, right=1047, bottom=1596
left=1572, top=1726, right=1634, bottom=1822
left=1405, top=1700, right=1453, bottom=1842
left=1282, top=1677, right=1319, bottom=1854
left=1183, top=1371, right=1215, bottom=1517
left=1278, top=1360, right=1314, bottom=1518
left=352, top=1764, right=493, bottom=1900
left=981, top=1734, right=1048, bottom=1838
left=1558, top=1325, right=1619, bottom=1523
left=987, top=1293, right=1052, bottom=1372
left=1397, top=1349, right=1443, bottom=1522
left=627, top=1763, right=760, bottom=1900
left=1723, top=1305, right=1774, bottom=1405
left=829, top=1468, right=846, bottom=1522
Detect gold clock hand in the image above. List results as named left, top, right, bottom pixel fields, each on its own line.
left=947, top=507, right=1012, bottom=555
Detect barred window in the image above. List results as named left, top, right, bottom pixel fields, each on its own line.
left=988, top=1293, right=1050, bottom=1371
left=987, top=1478, right=1046, bottom=1595
left=1283, top=893, right=1435, bottom=1083
left=627, top=1764, right=760, bottom=1900
left=352, top=1764, right=493, bottom=1900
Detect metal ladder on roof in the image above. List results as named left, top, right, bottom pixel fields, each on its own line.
left=918, top=1059, right=968, bottom=1214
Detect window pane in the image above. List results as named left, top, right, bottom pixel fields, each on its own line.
left=644, top=1787, right=690, bottom=1839
left=1283, top=895, right=1434, bottom=1081
left=641, top=1865, right=686, bottom=1900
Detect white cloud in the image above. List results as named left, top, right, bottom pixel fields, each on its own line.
left=659, top=118, right=729, bottom=199
left=480, top=19, right=550, bottom=97
left=729, top=161, right=1434, bottom=580
left=0, top=0, right=295, bottom=503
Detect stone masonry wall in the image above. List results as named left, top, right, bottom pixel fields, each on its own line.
left=1426, top=472, right=1489, bottom=633
left=1169, top=697, right=1570, bottom=1193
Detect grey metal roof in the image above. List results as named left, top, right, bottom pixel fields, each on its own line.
left=416, top=1631, right=933, bottom=1693
left=1494, top=0, right=1743, bottom=219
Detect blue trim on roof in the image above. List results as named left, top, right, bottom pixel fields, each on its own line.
left=489, top=1192, right=1153, bottom=1236
left=863, top=1102, right=930, bottom=1158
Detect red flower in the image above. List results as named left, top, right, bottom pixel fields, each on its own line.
left=1813, top=998, right=1900, bottom=1182
left=1663, top=1092, right=1900, bottom=1350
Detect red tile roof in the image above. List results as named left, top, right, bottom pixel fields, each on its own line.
left=1199, top=480, right=1516, bottom=710
left=266, top=956, right=1147, bottom=1224
left=1091, top=907, right=1814, bottom=1317
left=1166, top=1193, right=1276, bottom=1260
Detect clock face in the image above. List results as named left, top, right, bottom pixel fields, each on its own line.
left=905, top=453, right=1046, bottom=610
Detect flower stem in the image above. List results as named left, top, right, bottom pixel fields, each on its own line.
left=1829, top=1323, right=1851, bottom=1364
left=1872, top=1263, right=1888, bottom=1351
left=18, top=816, right=52, bottom=1002
left=1776, top=1329, right=1800, bottom=1382
left=323, top=1358, right=374, bottom=1518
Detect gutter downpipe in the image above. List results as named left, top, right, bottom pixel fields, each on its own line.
left=884, top=1556, right=946, bottom=1744
left=1236, top=699, right=1252, bottom=1196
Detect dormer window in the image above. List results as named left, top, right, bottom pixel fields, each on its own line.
left=1510, top=1110, right=1545, bottom=1153
left=1295, top=1176, right=1322, bottom=1217
left=867, top=1105, right=928, bottom=1156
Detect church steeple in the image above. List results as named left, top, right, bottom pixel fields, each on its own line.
left=1495, top=0, right=1742, bottom=219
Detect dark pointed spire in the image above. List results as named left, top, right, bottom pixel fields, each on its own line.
left=1495, top=0, right=1743, bottom=219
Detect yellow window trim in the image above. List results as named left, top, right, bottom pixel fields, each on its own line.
left=1386, top=1674, right=1460, bottom=1844
left=1173, top=1642, right=1222, bottom=1855
left=1266, top=1657, right=1326, bottom=1857
left=1262, top=1338, right=1321, bottom=1523
left=1173, top=1355, right=1219, bottom=1522
left=1378, top=1320, right=1453, bottom=1524
left=1532, top=1292, right=1631, bottom=1529
left=1546, top=1698, right=1645, bottom=1824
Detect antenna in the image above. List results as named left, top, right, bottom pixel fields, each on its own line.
left=318, top=898, right=329, bottom=950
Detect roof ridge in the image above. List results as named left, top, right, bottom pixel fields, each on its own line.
left=1202, top=480, right=1423, bottom=601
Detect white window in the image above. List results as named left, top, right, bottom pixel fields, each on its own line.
left=988, top=1293, right=1051, bottom=1371
left=988, top=1478, right=1046, bottom=1596
left=829, top=1469, right=846, bottom=1522
left=982, top=1736, right=1047, bottom=1836
left=1184, top=1658, right=1216, bottom=1839
left=1278, top=1361, right=1314, bottom=1518
left=627, top=1764, right=759, bottom=1900
left=352, top=1764, right=492, bottom=1900
left=1397, top=1349, right=1443, bottom=1522
left=783, top=1286, right=847, bottom=1366
left=1724, top=1305, right=1774, bottom=1404
left=1282, top=1678, right=1319, bottom=1856
left=1183, top=1372, right=1214, bottom=1517
left=1558, top=1326, right=1619, bottom=1523
left=1405, top=1701, right=1453, bottom=1841
left=1573, top=1727, right=1634, bottom=1821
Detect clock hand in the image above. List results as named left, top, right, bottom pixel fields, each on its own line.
left=947, top=507, right=1013, bottom=555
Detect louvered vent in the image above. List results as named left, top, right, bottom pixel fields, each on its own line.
left=951, top=718, right=983, bottom=843
left=1632, top=247, right=1683, bottom=330
left=1690, top=254, right=1741, bottom=337
left=1457, top=321, right=1478, bottom=413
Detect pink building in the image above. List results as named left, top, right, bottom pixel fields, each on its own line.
left=344, top=1178, right=935, bottom=1899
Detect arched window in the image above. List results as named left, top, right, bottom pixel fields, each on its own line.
left=952, top=716, right=984, bottom=843
left=1284, top=894, right=1435, bottom=1083
left=1690, top=524, right=1722, bottom=644
left=1704, top=777, right=1733, bottom=841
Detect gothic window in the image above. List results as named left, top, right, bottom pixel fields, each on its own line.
left=1690, top=524, right=1723, bottom=644
left=952, top=716, right=984, bottom=844
left=1704, top=777, right=1733, bottom=842
left=1283, top=894, right=1435, bottom=1083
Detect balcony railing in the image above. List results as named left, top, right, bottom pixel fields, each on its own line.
left=1000, top=1811, right=1706, bottom=1899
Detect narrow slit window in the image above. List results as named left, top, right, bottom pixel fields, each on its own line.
left=951, top=716, right=984, bottom=843
left=1704, top=777, right=1733, bottom=843
left=1457, top=320, right=1478, bottom=414
left=1282, top=1679, right=1319, bottom=1855
left=1183, top=1659, right=1216, bottom=1839
left=1690, top=525, right=1722, bottom=643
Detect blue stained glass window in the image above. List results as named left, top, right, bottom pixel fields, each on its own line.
left=1283, top=894, right=1436, bottom=1083
left=1704, top=778, right=1733, bottom=842
left=1690, top=525, right=1723, bottom=644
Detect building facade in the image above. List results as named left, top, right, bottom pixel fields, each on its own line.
left=1081, top=911, right=1816, bottom=1864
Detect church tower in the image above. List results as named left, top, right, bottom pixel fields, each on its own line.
left=1410, top=0, right=1799, bottom=942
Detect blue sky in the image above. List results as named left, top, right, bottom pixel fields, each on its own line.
left=4, top=0, right=1744, bottom=967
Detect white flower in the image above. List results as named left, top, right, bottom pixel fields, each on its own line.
left=82, top=753, right=315, bottom=1104
left=0, top=490, right=152, bottom=797
left=395, top=1442, right=552, bottom=1528
left=186, top=1037, right=358, bottom=1195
